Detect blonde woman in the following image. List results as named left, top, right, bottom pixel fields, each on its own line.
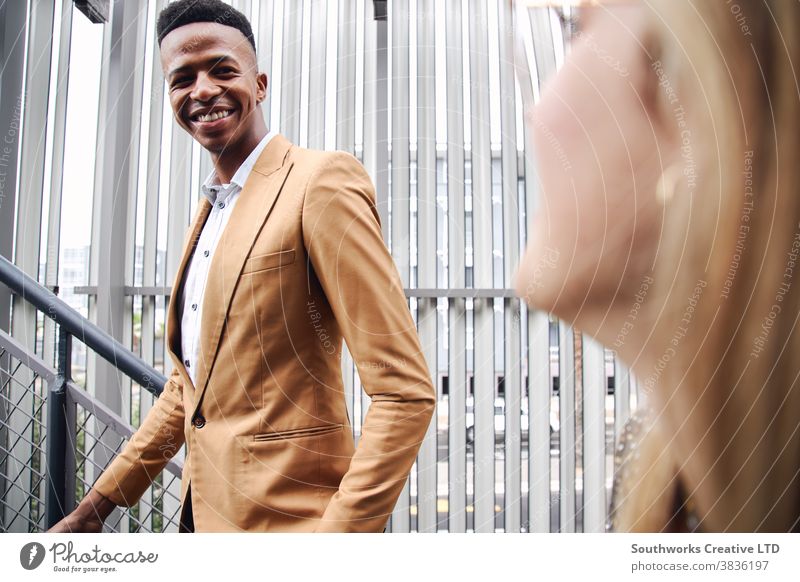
left=514, top=0, right=799, bottom=532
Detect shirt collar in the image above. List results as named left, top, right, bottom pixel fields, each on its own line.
left=201, top=130, right=277, bottom=203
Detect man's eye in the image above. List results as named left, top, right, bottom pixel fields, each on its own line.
left=213, top=67, right=236, bottom=75
left=171, top=77, right=191, bottom=88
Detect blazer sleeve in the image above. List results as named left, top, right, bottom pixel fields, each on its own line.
left=91, top=367, right=186, bottom=507
left=302, top=152, right=436, bottom=532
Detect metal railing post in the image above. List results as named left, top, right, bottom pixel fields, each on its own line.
left=45, top=327, right=71, bottom=528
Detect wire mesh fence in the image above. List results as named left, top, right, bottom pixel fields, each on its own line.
left=0, top=344, right=48, bottom=532
left=1, top=330, right=183, bottom=533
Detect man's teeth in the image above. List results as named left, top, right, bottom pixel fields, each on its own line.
left=196, top=110, right=232, bottom=122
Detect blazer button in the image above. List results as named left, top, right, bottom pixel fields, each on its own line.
left=192, top=415, right=206, bottom=429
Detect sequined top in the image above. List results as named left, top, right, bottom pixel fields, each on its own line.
left=606, top=407, right=702, bottom=532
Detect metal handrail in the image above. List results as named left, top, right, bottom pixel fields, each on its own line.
left=0, top=254, right=176, bottom=529
left=0, top=254, right=166, bottom=396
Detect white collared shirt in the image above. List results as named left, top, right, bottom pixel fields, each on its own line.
left=180, top=131, right=276, bottom=386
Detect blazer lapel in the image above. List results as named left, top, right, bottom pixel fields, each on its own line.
left=190, top=134, right=294, bottom=417
left=166, top=198, right=212, bottom=390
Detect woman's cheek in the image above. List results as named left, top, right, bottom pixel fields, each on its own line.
left=529, top=100, right=579, bottom=226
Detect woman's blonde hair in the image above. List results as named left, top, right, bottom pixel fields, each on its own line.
left=618, top=0, right=800, bottom=532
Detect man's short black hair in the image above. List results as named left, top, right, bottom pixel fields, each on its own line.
left=157, top=0, right=257, bottom=54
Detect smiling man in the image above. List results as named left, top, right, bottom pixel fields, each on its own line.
left=49, top=0, right=435, bottom=533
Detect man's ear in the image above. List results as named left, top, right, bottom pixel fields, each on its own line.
left=256, top=72, right=268, bottom=104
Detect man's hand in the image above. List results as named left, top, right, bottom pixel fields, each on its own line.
left=47, top=489, right=117, bottom=533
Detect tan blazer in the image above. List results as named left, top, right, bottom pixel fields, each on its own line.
left=92, top=134, right=436, bottom=532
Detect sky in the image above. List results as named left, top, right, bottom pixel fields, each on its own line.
left=59, top=8, right=103, bottom=249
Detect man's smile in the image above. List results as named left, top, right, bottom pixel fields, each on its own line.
left=187, top=106, right=237, bottom=130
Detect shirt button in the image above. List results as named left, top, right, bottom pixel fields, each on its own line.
left=217, top=201, right=225, bottom=209
left=192, top=415, right=206, bottom=429
left=203, top=250, right=210, bottom=257
left=184, top=359, right=190, bottom=368
left=191, top=303, right=198, bottom=311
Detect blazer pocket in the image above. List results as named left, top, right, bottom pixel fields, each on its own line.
left=252, top=423, right=343, bottom=442
left=242, top=248, right=296, bottom=275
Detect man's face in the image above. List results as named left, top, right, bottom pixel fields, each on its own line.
left=160, top=22, right=266, bottom=154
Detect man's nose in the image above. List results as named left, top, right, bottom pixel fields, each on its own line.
left=190, top=72, right=222, bottom=102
